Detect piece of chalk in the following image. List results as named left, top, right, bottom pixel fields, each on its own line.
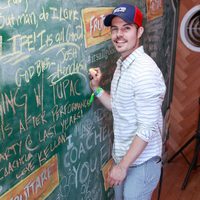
left=89, top=68, right=97, bottom=80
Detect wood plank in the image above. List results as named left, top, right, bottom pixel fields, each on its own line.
left=152, top=143, right=200, bottom=200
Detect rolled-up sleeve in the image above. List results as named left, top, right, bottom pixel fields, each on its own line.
left=134, top=67, right=166, bottom=142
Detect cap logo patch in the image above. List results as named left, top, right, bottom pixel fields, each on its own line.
left=113, top=7, right=126, bottom=13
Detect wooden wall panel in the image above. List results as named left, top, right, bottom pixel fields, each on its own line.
left=168, top=0, right=200, bottom=157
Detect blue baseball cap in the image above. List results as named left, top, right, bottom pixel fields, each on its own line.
left=104, top=3, right=143, bottom=27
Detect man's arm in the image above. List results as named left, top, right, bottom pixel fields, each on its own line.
left=96, top=91, right=112, bottom=111
left=119, top=136, right=147, bottom=169
left=89, top=68, right=112, bottom=111
left=108, top=136, right=147, bottom=186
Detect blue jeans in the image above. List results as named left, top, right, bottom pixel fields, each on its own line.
left=114, top=156, right=161, bottom=200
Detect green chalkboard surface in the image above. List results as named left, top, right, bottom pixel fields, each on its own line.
left=0, top=0, right=178, bottom=199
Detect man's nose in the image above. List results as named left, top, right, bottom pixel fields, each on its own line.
left=116, top=28, right=124, bottom=36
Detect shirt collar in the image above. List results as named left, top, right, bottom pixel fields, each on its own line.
left=117, top=46, right=144, bottom=70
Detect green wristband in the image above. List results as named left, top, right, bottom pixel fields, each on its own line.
left=94, top=87, right=104, bottom=97
left=88, top=87, right=104, bottom=106
left=88, top=93, right=95, bottom=106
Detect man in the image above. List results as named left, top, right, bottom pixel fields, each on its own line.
left=89, top=3, right=166, bottom=200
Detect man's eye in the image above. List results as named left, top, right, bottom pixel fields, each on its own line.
left=111, top=28, right=117, bottom=32
left=124, top=26, right=131, bottom=31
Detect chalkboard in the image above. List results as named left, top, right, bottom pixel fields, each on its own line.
left=0, top=0, right=178, bottom=199
left=143, top=0, right=179, bottom=112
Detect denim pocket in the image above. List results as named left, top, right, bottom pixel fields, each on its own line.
left=144, top=159, right=161, bottom=185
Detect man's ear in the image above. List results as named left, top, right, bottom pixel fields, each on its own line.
left=137, top=27, right=144, bottom=39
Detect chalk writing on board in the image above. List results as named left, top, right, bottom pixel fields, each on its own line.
left=0, top=1, right=115, bottom=199
left=1, top=155, right=59, bottom=200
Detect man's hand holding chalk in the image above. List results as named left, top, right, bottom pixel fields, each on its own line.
left=88, top=67, right=102, bottom=88
left=89, top=68, right=98, bottom=80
